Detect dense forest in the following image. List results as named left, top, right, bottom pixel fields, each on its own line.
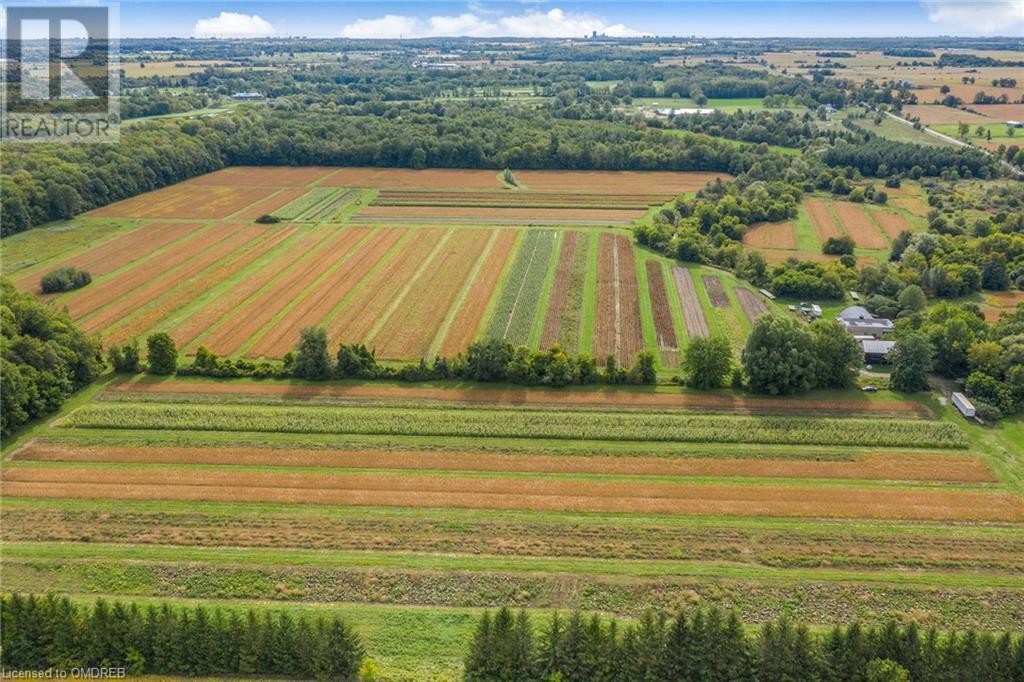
left=0, top=278, right=104, bottom=436
left=465, top=607, right=1024, bottom=682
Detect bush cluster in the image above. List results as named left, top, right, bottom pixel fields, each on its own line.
left=39, top=267, right=91, bottom=293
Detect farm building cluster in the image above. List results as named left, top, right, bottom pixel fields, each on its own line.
left=837, top=306, right=895, bottom=364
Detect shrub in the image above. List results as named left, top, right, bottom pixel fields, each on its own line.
left=823, top=235, right=855, bottom=255
left=973, top=401, right=1003, bottom=423
left=108, top=340, right=142, bottom=373
left=255, top=214, right=281, bottom=224
left=40, top=267, right=91, bottom=293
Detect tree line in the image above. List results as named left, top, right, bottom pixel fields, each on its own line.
left=465, top=607, right=1024, bottom=682
left=0, top=594, right=363, bottom=680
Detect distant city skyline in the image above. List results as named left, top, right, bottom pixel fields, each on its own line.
left=94, top=1, right=1024, bottom=39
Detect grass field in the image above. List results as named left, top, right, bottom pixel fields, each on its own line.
left=2, top=375, right=1023, bottom=679
left=4, top=167, right=737, bottom=366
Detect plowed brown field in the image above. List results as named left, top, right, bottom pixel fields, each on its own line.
left=104, top=227, right=298, bottom=345
left=320, top=168, right=503, bottom=190
left=200, top=228, right=370, bottom=356
left=105, top=380, right=936, bottom=418
left=356, top=205, right=643, bottom=225
left=185, top=166, right=338, bottom=187
left=593, top=235, right=643, bottom=363
left=4, top=467, right=1019, bottom=521
left=89, top=185, right=276, bottom=220
left=439, top=231, right=517, bottom=356
left=539, top=232, right=581, bottom=349
left=834, top=202, right=888, bottom=249
left=14, top=222, right=200, bottom=294
left=805, top=198, right=843, bottom=242
left=233, top=189, right=309, bottom=220
left=672, top=267, right=710, bottom=338
left=371, top=229, right=491, bottom=359
left=514, top=170, right=730, bottom=193
left=78, top=225, right=269, bottom=335
left=645, top=260, right=678, bottom=351
left=247, top=228, right=406, bottom=359
left=735, top=288, right=770, bottom=323
left=327, top=229, right=446, bottom=346
left=12, top=444, right=994, bottom=483
left=872, top=210, right=913, bottom=239
left=702, top=275, right=730, bottom=308
left=745, top=222, right=797, bottom=249
left=170, top=230, right=333, bottom=349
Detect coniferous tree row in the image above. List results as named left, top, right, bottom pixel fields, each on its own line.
left=0, top=594, right=364, bottom=680
left=464, top=607, right=1024, bottom=682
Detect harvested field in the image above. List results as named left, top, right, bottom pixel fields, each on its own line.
left=735, top=288, right=770, bottom=323
left=744, top=222, right=797, bottom=249
left=104, top=227, right=298, bottom=345
left=513, top=170, right=729, bottom=193
left=987, top=291, right=1024, bottom=308
left=486, top=230, right=556, bottom=345
left=759, top=250, right=876, bottom=267
left=370, top=229, right=491, bottom=359
left=62, top=223, right=236, bottom=319
left=872, top=210, right=913, bottom=240
left=171, top=229, right=332, bottom=349
left=327, top=229, right=446, bottom=347
left=892, top=195, right=930, bottom=217
left=373, top=190, right=665, bottom=209
left=834, top=202, right=889, bottom=249
left=438, top=231, right=517, bottom=356
left=12, top=444, right=995, bottom=483
left=593, top=235, right=643, bottom=364
left=200, top=228, right=371, bottom=356
left=8, top=505, right=1021, bottom=572
left=672, top=267, right=710, bottom=338
left=539, top=232, right=582, bottom=349
left=354, top=205, right=643, bottom=226
left=246, top=228, right=406, bottom=359
left=13, top=222, right=199, bottom=294
left=320, top=168, right=503, bottom=190
left=805, top=198, right=843, bottom=241
left=77, top=224, right=270, bottom=335
left=185, top=166, right=338, bottom=187
left=232, top=189, right=308, bottom=220
left=702, top=275, right=731, bottom=308
left=901, top=105, right=993, bottom=126
left=3, top=467, right=1016, bottom=521
left=89, top=185, right=276, bottom=220
left=60, top=403, right=965, bottom=447
left=644, top=260, right=678, bottom=352
left=104, top=380, right=937, bottom=418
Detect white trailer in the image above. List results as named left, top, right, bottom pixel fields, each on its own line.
left=951, top=392, right=975, bottom=418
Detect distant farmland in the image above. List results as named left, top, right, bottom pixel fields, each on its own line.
left=5, top=166, right=749, bottom=367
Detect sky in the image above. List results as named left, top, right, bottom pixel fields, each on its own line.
left=39, top=1, right=1024, bottom=39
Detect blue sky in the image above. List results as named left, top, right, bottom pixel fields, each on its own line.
left=112, top=1, right=1024, bottom=38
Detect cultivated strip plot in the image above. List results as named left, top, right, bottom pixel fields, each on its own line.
left=702, top=275, right=731, bottom=308
left=745, top=222, right=797, bottom=249
left=514, top=170, right=729, bottom=193
left=615, top=236, right=645, bottom=363
left=354, top=205, right=641, bottom=226
left=104, top=226, right=299, bottom=345
left=320, top=168, right=505, bottom=190
left=438, top=230, right=517, bottom=357
left=539, top=232, right=582, bottom=349
left=645, top=260, right=679, bottom=364
left=14, top=221, right=200, bottom=294
left=90, top=185, right=277, bottom=220
left=78, top=225, right=270, bottom=334
left=274, top=188, right=361, bottom=221
left=171, top=229, right=333, bottom=349
left=672, top=266, right=710, bottom=338
left=374, top=190, right=664, bottom=209
left=593, top=235, right=643, bottom=364
left=5, top=467, right=1018, bottom=522
left=327, top=228, right=446, bottom=346
left=872, top=210, right=913, bottom=239
left=246, top=228, right=406, bottom=359
left=61, top=223, right=223, bottom=319
left=834, top=201, right=889, bottom=249
left=370, top=229, right=491, bottom=359
left=201, top=228, right=370, bottom=356
left=233, top=188, right=308, bottom=220
left=486, top=230, right=557, bottom=345
left=185, top=166, right=338, bottom=187
left=735, top=288, right=770, bottom=323
left=805, top=197, right=843, bottom=242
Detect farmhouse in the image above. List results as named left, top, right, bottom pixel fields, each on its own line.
left=861, top=339, right=895, bottom=364
left=837, top=306, right=893, bottom=338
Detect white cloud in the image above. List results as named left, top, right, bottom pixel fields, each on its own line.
left=192, top=12, right=275, bottom=39
left=921, top=0, right=1024, bottom=33
left=339, top=6, right=642, bottom=39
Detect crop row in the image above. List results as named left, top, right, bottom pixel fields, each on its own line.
left=485, top=230, right=556, bottom=345
left=274, top=188, right=359, bottom=221
left=59, top=403, right=968, bottom=447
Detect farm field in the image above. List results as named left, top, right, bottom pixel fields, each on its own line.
left=5, top=167, right=741, bottom=367
left=3, top=376, right=1024, bottom=679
